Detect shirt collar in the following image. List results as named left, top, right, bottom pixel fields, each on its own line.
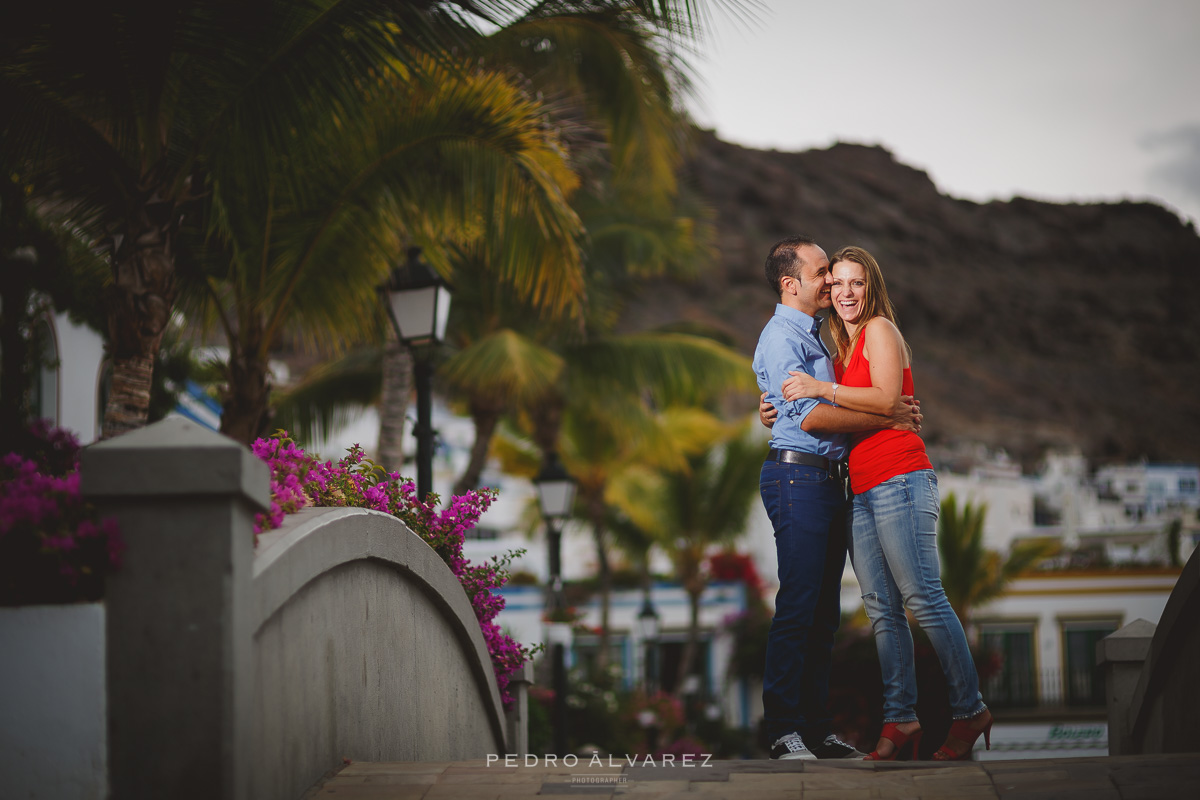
left=775, top=303, right=823, bottom=339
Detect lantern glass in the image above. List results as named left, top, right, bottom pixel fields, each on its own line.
left=536, top=477, right=575, bottom=520
left=637, top=601, right=660, bottom=641
left=387, top=284, right=451, bottom=345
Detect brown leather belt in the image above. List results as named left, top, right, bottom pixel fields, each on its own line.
left=768, top=448, right=848, bottom=480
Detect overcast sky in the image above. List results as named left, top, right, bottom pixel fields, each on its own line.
left=684, top=0, right=1200, bottom=225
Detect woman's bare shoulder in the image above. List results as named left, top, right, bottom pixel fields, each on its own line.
left=862, top=316, right=907, bottom=365
left=862, top=315, right=902, bottom=341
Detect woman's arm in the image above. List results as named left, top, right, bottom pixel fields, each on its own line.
left=781, top=318, right=907, bottom=415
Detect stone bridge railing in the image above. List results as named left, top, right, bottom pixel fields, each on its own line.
left=82, top=418, right=522, bottom=800
left=1099, top=542, right=1200, bottom=755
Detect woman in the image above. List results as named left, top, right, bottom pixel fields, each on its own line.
left=781, top=246, right=992, bottom=761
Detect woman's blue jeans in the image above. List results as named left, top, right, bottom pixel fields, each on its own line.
left=759, top=460, right=847, bottom=742
left=848, top=469, right=986, bottom=722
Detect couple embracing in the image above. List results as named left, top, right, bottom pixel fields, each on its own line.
left=753, top=236, right=992, bottom=762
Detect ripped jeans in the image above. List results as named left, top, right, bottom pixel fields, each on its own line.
left=848, top=469, right=986, bottom=722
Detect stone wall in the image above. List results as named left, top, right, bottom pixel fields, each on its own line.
left=82, top=418, right=512, bottom=800
left=252, top=507, right=506, bottom=799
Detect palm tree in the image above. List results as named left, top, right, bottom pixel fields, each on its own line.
left=938, top=492, right=1059, bottom=629
left=480, top=333, right=754, bottom=666
left=608, top=413, right=765, bottom=695
left=184, top=56, right=584, bottom=444
left=0, top=1, right=556, bottom=438
left=373, top=0, right=723, bottom=468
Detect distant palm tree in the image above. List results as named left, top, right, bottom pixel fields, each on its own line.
left=938, top=492, right=1059, bottom=629
left=488, top=348, right=753, bottom=669
left=609, top=413, right=765, bottom=694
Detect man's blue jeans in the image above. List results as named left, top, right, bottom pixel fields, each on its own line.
left=848, top=469, right=986, bottom=722
left=759, top=460, right=847, bottom=742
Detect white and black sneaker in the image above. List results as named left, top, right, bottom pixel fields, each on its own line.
left=770, top=732, right=817, bottom=760
left=808, top=733, right=866, bottom=759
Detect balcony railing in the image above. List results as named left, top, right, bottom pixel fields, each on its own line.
left=984, top=666, right=1106, bottom=711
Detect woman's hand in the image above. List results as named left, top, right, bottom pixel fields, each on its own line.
left=782, top=371, right=826, bottom=402
left=759, top=392, right=777, bottom=429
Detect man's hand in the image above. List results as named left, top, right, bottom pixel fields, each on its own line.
left=889, top=395, right=923, bottom=433
left=759, top=392, right=777, bottom=429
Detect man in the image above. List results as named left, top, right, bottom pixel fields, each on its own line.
left=754, top=235, right=921, bottom=760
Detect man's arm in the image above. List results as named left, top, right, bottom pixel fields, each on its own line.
left=801, top=401, right=921, bottom=434
left=760, top=393, right=921, bottom=433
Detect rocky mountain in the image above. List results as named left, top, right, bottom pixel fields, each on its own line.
left=619, top=129, right=1200, bottom=467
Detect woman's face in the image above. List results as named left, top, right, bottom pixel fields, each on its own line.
left=830, top=260, right=869, bottom=325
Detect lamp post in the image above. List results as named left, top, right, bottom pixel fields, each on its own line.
left=637, top=592, right=660, bottom=695
left=534, top=453, right=576, bottom=756
left=379, top=246, right=452, bottom=500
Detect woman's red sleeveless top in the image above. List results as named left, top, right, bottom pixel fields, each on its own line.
left=834, top=327, right=932, bottom=494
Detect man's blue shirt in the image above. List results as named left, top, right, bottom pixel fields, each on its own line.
left=753, top=304, right=848, bottom=460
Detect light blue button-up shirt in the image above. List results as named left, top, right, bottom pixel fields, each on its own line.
left=752, top=303, right=847, bottom=460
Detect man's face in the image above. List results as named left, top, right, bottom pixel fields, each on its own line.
left=789, top=244, right=831, bottom=315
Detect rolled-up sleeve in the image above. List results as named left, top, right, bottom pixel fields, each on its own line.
left=753, top=306, right=846, bottom=459
left=755, top=325, right=821, bottom=422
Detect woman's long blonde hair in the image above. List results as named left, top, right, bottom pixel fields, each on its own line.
left=827, top=246, right=908, bottom=364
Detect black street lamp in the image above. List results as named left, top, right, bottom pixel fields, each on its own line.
left=637, top=592, right=660, bottom=695
left=379, top=246, right=452, bottom=501
left=533, top=452, right=576, bottom=756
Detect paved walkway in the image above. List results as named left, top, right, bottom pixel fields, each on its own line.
left=306, top=753, right=1200, bottom=799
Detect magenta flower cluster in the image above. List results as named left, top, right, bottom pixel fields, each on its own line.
left=252, top=432, right=532, bottom=707
left=0, top=424, right=124, bottom=606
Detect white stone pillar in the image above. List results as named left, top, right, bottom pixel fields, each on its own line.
left=1096, top=618, right=1154, bottom=755
left=82, top=418, right=269, bottom=799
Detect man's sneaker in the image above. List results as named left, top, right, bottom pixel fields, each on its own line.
left=808, top=733, right=867, bottom=759
left=769, top=732, right=817, bottom=760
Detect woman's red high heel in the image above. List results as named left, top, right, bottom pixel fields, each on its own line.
left=932, top=710, right=993, bottom=761
left=863, top=722, right=923, bottom=761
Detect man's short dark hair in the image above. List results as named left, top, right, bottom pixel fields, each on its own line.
left=765, top=235, right=818, bottom=297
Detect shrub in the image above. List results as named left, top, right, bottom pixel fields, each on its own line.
left=251, top=431, right=532, bottom=707
left=0, top=422, right=124, bottom=605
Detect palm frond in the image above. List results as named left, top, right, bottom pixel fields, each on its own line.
left=440, top=328, right=564, bottom=407
left=270, top=346, right=383, bottom=447
left=564, top=331, right=755, bottom=410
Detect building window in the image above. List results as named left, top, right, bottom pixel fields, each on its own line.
left=96, top=360, right=112, bottom=436
left=657, top=636, right=712, bottom=699
left=464, top=526, right=500, bottom=541
left=979, top=623, right=1037, bottom=708
left=1179, top=477, right=1197, bottom=495
left=30, top=317, right=60, bottom=425
left=1062, top=620, right=1119, bottom=707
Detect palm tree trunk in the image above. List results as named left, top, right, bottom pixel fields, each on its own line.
left=452, top=401, right=501, bottom=496
left=675, top=586, right=703, bottom=698
left=219, top=343, right=272, bottom=444
left=101, top=208, right=177, bottom=439
left=377, top=331, right=412, bottom=473
left=588, top=491, right=613, bottom=672
left=104, top=354, right=156, bottom=439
